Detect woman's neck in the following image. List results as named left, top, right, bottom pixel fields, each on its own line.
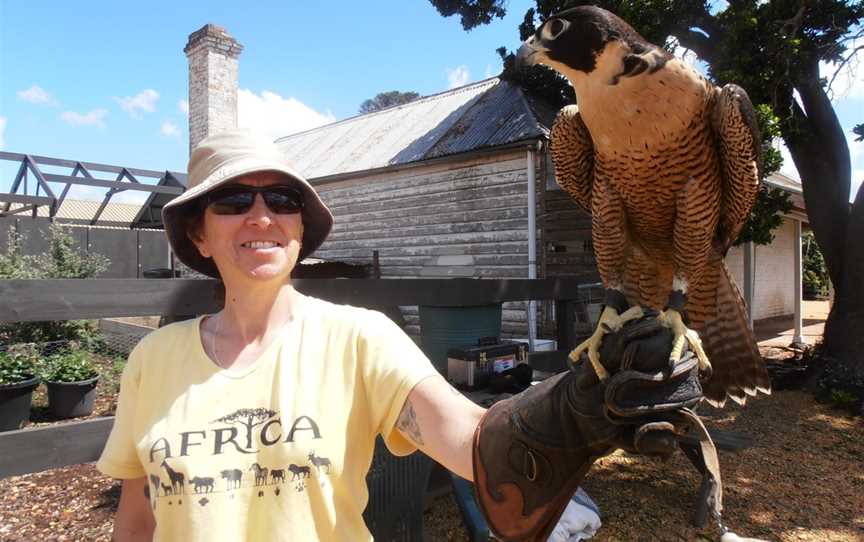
left=220, top=280, right=301, bottom=342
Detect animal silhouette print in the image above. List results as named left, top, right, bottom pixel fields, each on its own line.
left=288, top=463, right=310, bottom=480
left=190, top=476, right=215, bottom=493
left=161, top=459, right=185, bottom=495
left=161, top=483, right=173, bottom=496
left=308, top=451, right=331, bottom=474
left=149, top=474, right=161, bottom=497
left=270, top=469, right=285, bottom=484
left=221, top=468, right=243, bottom=489
left=249, top=462, right=269, bottom=486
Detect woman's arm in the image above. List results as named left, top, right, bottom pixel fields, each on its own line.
left=396, top=375, right=485, bottom=481
left=112, top=477, right=156, bottom=542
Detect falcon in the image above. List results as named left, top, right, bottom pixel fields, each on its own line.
left=516, top=6, right=770, bottom=406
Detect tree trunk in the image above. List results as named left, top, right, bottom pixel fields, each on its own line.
left=783, top=62, right=864, bottom=387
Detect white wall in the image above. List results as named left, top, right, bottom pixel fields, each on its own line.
left=726, top=218, right=797, bottom=320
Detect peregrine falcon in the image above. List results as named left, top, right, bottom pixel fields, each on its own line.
left=517, top=6, right=770, bottom=406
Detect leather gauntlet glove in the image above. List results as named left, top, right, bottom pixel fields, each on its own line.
left=472, top=316, right=703, bottom=542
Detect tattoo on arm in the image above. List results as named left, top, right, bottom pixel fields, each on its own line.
left=396, top=399, right=424, bottom=446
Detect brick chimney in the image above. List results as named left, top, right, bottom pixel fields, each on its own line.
left=184, top=24, right=243, bottom=154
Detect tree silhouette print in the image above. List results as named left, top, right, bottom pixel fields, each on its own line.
left=212, top=408, right=277, bottom=449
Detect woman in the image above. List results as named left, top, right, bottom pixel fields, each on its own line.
left=98, top=130, right=695, bottom=542
left=97, top=130, right=485, bottom=541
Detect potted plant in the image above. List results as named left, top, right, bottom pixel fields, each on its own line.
left=42, top=347, right=100, bottom=419
left=0, top=346, right=40, bottom=431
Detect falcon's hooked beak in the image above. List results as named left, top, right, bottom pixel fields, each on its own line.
left=515, top=17, right=573, bottom=70
left=515, top=37, right=544, bottom=70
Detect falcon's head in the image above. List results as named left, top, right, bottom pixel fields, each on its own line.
left=515, top=6, right=671, bottom=86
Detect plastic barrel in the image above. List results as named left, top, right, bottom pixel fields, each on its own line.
left=419, top=303, right=502, bottom=374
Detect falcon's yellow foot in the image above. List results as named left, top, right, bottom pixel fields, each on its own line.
left=569, top=305, right=645, bottom=381
left=657, top=308, right=711, bottom=377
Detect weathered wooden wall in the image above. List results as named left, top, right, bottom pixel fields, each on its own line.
left=312, top=149, right=534, bottom=336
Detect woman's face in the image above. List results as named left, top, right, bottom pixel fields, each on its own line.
left=191, top=171, right=304, bottom=285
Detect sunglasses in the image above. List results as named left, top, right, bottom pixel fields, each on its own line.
left=205, top=185, right=304, bottom=215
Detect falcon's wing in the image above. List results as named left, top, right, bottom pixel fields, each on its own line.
left=711, top=84, right=761, bottom=254
left=550, top=105, right=595, bottom=213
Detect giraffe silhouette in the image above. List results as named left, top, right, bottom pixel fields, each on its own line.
left=160, top=459, right=185, bottom=495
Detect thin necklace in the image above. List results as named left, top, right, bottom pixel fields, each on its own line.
left=210, top=312, right=293, bottom=370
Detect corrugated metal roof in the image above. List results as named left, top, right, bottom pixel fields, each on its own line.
left=275, top=78, right=550, bottom=180
left=4, top=199, right=144, bottom=227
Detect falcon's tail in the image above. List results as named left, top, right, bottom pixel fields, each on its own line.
left=699, top=259, right=771, bottom=407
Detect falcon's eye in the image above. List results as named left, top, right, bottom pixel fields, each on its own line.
left=545, top=18, right=569, bottom=39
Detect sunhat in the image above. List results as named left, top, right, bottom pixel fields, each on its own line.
left=162, top=129, right=333, bottom=278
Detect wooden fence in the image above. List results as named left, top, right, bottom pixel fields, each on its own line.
left=0, top=277, right=589, bottom=479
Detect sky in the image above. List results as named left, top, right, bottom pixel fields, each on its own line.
left=0, top=0, right=862, bottom=206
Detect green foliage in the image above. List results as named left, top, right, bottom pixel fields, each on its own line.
left=41, top=347, right=99, bottom=383
left=829, top=388, right=858, bottom=408
left=0, top=228, right=37, bottom=279
left=0, top=346, right=39, bottom=385
left=0, top=224, right=110, bottom=346
left=358, top=91, right=421, bottom=114
left=855, top=123, right=864, bottom=142
left=803, top=230, right=830, bottom=297
left=429, top=0, right=507, bottom=30
left=36, top=223, right=110, bottom=279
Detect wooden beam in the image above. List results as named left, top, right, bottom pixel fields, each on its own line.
left=0, top=151, right=183, bottom=181
left=24, top=155, right=56, bottom=199
left=0, top=193, right=54, bottom=207
left=0, top=204, right=37, bottom=217
left=43, top=173, right=184, bottom=194
left=0, top=279, right=220, bottom=321
left=0, top=417, right=114, bottom=479
left=0, top=278, right=592, bottom=322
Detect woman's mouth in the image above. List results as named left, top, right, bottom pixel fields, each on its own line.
left=241, top=241, right=282, bottom=249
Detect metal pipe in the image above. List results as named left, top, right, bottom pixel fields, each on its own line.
left=526, top=146, right=538, bottom=351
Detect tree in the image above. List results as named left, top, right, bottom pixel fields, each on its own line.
left=358, top=91, right=421, bottom=114
left=431, top=0, right=864, bottom=385
left=213, top=408, right=278, bottom=450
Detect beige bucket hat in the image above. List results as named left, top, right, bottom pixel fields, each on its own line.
left=162, top=129, right=333, bottom=278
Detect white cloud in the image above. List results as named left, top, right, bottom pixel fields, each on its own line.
left=237, top=89, right=335, bottom=141
left=113, top=89, right=160, bottom=119
left=17, top=85, right=58, bottom=106
left=160, top=120, right=180, bottom=138
left=60, top=108, right=108, bottom=128
left=447, top=66, right=470, bottom=89
left=0, top=116, right=6, bottom=149
left=178, top=99, right=189, bottom=114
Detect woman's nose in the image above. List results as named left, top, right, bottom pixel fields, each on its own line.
left=244, top=194, right=273, bottom=228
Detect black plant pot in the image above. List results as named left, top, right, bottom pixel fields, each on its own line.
left=0, top=375, right=40, bottom=431
left=46, top=375, right=100, bottom=419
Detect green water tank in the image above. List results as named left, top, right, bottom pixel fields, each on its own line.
left=419, top=303, right=503, bottom=374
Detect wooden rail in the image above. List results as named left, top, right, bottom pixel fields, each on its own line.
left=0, top=278, right=591, bottom=479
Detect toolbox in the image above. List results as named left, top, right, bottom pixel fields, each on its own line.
left=446, top=337, right=527, bottom=390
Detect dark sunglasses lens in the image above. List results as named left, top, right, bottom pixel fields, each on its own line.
left=262, top=189, right=303, bottom=214
left=209, top=191, right=254, bottom=215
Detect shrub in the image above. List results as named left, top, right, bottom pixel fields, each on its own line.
left=41, top=348, right=99, bottom=383
left=0, top=345, right=39, bottom=385
left=0, top=224, right=110, bottom=347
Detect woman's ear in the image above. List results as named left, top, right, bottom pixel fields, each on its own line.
left=188, top=215, right=211, bottom=258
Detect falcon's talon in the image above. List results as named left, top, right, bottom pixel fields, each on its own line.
left=569, top=304, right=645, bottom=381
left=658, top=308, right=712, bottom=376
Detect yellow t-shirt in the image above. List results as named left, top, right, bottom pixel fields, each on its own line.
left=97, top=297, right=439, bottom=541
